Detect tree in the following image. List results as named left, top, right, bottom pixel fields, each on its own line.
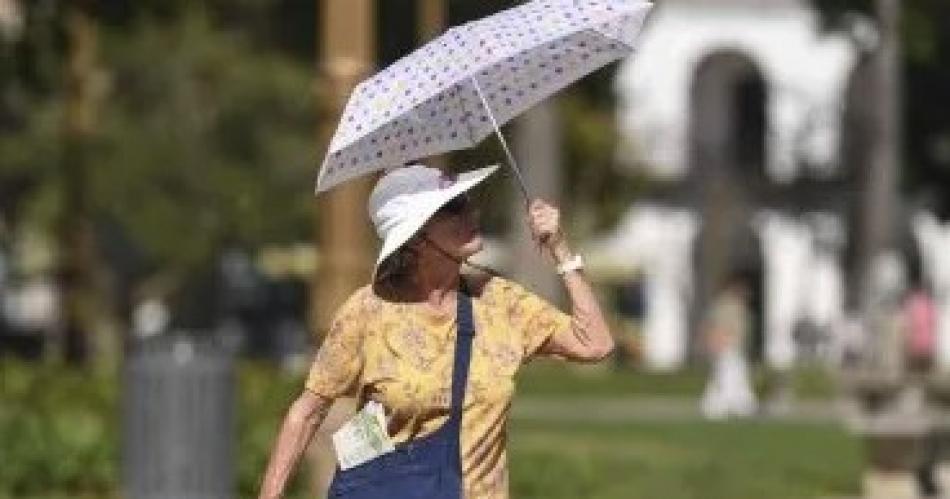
left=0, top=2, right=319, bottom=360
left=814, top=0, right=950, bottom=215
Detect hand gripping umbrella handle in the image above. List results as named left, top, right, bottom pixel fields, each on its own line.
left=469, top=77, right=531, bottom=207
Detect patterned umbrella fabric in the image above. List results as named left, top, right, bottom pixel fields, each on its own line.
left=316, top=0, right=653, bottom=195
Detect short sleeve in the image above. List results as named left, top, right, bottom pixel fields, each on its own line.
left=304, top=289, right=367, bottom=399
left=494, top=279, right=572, bottom=362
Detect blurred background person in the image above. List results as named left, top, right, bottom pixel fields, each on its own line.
left=902, top=283, right=937, bottom=374
left=701, top=276, right=758, bottom=419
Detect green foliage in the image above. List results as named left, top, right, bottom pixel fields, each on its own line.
left=94, top=10, right=318, bottom=271
left=98, top=0, right=317, bottom=62
left=812, top=0, right=950, bottom=207
left=812, top=0, right=872, bottom=29
left=0, top=361, right=118, bottom=498
left=237, top=364, right=310, bottom=499
left=0, top=360, right=313, bottom=499
left=1, top=3, right=319, bottom=283
left=560, top=87, right=652, bottom=235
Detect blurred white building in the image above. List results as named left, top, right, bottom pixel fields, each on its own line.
left=0, top=0, right=22, bottom=42
left=604, top=0, right=875, bottom=371
left=616, top=0, right=863, bottom=182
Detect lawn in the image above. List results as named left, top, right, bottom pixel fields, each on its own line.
left=512, top=360, right=857, bottom=499
left=509, top=419, right=862, bottom=499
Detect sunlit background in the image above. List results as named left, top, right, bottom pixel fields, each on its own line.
left=1, top=0, right=949, bottom=498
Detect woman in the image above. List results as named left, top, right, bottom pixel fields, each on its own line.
left=258, top=164, right=614, bottom=499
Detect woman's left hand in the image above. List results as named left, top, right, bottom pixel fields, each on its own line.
left=527, top=199, right=615, bottom=362
left=527, top=198, right=571, bottom=262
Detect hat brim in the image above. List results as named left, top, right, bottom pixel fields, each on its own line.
left=374, top=164, right=500, bottom=274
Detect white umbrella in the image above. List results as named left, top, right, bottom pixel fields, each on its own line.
left=316, top=0, right=653, bottom=200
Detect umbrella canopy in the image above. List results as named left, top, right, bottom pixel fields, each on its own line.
left=316, top=0, right=652, bottom=194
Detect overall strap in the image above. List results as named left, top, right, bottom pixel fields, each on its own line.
left=448, top=288, right=475, bottom=463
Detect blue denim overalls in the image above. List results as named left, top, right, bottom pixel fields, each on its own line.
left=327, top=290, right=474, bottom=499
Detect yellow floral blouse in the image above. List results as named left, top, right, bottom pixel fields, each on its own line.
left=305, top=276, right=572, bottom=499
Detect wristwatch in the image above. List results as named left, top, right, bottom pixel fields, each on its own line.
left=556, top=254, right=585, bottom=275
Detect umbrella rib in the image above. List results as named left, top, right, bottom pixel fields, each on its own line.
left=455, top=81, right=479, bottom=156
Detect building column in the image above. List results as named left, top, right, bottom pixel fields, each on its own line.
left=642, top=209, right=699, bottom=371
left=856, top=0, right=902, bottom=352
left=755, top=212, right=811, bottom=370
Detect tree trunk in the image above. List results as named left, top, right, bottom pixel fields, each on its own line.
left=60, top=0, right=101, bottom=366
left=308, top=1, right=376, bottom=497
left=857, top=0, right=902, bottom=365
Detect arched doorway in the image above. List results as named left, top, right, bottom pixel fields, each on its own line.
left=688, top=50, right=768, bottom=362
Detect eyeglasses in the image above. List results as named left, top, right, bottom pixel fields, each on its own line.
left=437, top=195, right=471, bottom=216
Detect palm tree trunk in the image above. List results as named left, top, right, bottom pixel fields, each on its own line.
left=60, top=0, right=99, bottom=365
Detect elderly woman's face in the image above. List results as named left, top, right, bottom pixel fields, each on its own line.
left=422, top=194, right=483, bottom=260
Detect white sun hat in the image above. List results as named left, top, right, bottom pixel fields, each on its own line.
left=369, top=163, right=499, bottom=272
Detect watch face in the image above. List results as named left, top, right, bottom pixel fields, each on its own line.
left=557, top=255, right=584, bottom=274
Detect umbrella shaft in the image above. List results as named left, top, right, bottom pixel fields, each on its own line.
left=469, top=77, right=531, bottom=206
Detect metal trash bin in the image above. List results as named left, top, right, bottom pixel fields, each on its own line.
left=122, top=335, right=235, bottom=499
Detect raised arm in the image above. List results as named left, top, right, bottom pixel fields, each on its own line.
left=527, top=199, right=615, bottom=363
left=258, top=391, right=333, bottom=499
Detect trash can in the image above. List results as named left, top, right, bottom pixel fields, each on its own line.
left=122, top=334, right=235, bottom=499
